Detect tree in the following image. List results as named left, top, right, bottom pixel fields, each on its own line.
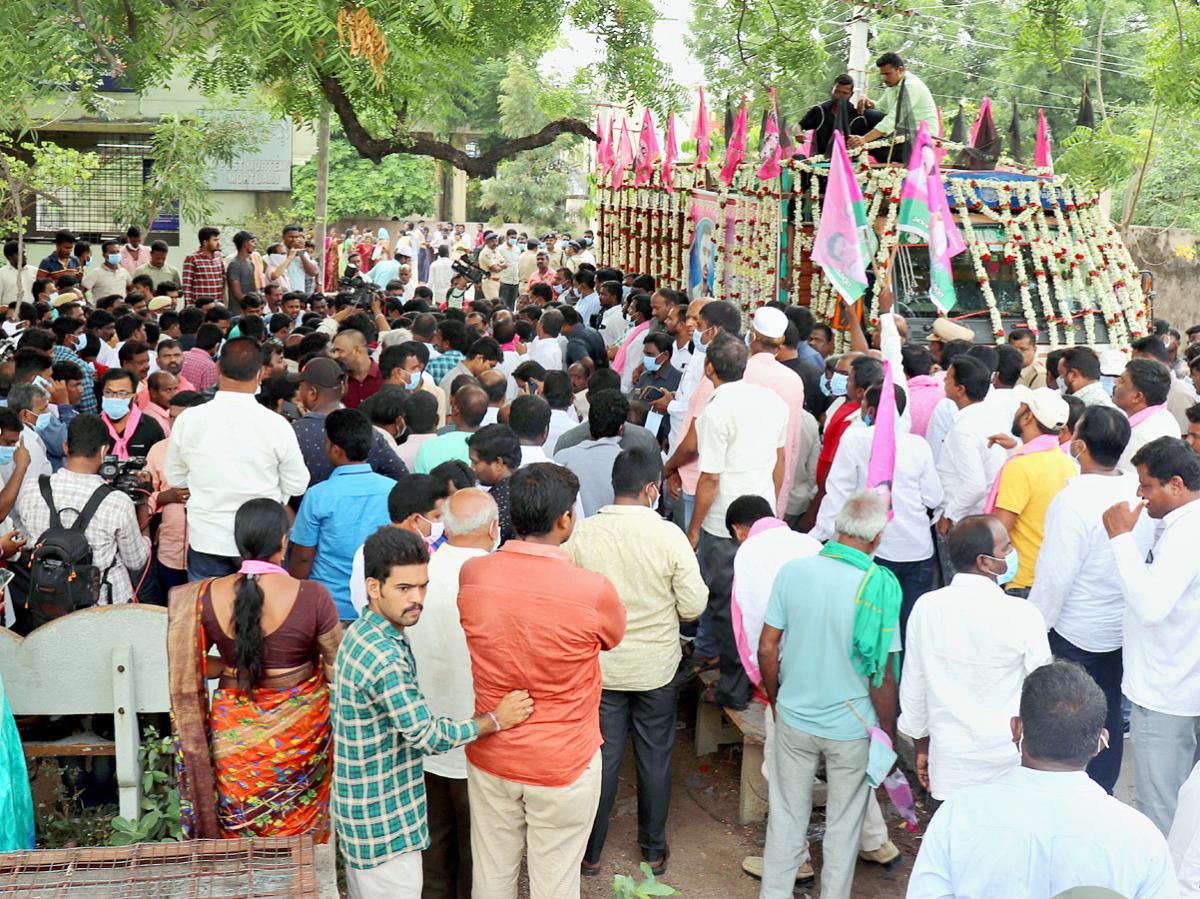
left=0, top=0, right=680, bottom=175
left=476, top=54, right=593, bottom=230
left=290, top=128, right=438, bottom=223
left=112, top=112, right=264, bottom=237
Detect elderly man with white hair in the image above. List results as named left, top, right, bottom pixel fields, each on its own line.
left=405, top=487, right=500, bottom=899
left=757, top=490, right=902, bottom=899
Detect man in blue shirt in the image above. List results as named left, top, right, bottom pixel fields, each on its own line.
left=289, top=407, right=395, bottom=621
left=757, top=490, right=901, bottom=899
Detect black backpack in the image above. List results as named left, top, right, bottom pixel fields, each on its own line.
left=25, top=475, right=118, bottom=628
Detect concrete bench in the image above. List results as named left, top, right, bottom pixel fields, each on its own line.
left=694, top=669, right=769, bottom=824
left=0, top=605, right=170, bottom=822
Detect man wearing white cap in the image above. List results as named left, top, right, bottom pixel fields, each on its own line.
left=988, top=385, right=1077, bottom=597
left=744, top=306, right=806, bottom=513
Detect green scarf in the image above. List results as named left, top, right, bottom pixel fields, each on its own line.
left=820, top=541, right=902, bottom=688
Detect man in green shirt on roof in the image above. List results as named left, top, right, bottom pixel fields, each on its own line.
left=850, top=52, right=939, bottom=162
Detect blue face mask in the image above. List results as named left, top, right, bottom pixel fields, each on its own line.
left=404, top=371, right=421, bottom=391
left=102, top=396, right=132, bottom=420
left=643, top=354, right=663, bottom=373
left=821, top=371, right=849, bottom=397
left=0, top=445, right=14, bottom=466
left=106, top=253, right=121, bottom=267
left=1100, top=375, right=1116, bottom=396
left=988, top=549, right=1020, bottom=586
left=862, top=412, right=874, bottom=426
left=34, top=411, right=53, bottom=432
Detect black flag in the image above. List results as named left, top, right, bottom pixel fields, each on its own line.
left=1008, top=97, right=1023, bottom=162
left=1076, top=80, right=1095, bottom=129
left=950, top=101, right=967, bottom=144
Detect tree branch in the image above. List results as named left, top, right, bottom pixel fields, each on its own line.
left=321, top=76, right=598, bottom=177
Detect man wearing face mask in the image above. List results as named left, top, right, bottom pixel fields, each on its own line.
left=404, top=487, right=501, bottom=898
left=1059, top=345, right=1117, bottom=408
left=348, top=473, right=450, bottom=618
left=497, top=229, right=521, bottom=309
left=6, top=382, right=54, bottom=534
left=985, top=385, right=1077, bottom=598
left=95, top=368, right=165, bottom=460
left=81, top=239, right=132, bottom=302
left=51, top=316, right=96, bottom=414
left=289, top=409, right=395, bottom=623
left=909, top=661, right=1174, bottom=899
left=898, top=514, right=1051, bottom=805
left=635, top=332, right=682, bottom=402
left=1029, top=406, right=1150, bottom=794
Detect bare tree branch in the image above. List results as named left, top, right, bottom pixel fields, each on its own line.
left=321, top=76, right=598, bottom=177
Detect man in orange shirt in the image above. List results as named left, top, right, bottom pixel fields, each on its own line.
left=458, top=462, right=626, bottom=899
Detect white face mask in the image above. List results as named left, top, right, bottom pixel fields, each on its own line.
left=420, top=514, right=444, bottom=545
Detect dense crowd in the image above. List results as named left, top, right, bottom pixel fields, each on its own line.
left=0, top=218, right=1199, bottom=899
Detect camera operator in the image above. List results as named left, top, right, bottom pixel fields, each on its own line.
left=96, top=368, right=165, bottom=459
left=16, top=414, right=151, bottom=608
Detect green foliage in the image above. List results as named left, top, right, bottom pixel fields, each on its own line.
left=32, top=760, right=115, bottom=849
left=612, top=863, right=680, bottom=898
left=108, top=726, right=183, bottom=846
left=112, top=111, right=264, bottom=236
left=290, top=129, right=438, bottom=222
left=1056, top=120, right=1143, bottom=191
left=0, top=137, right=98, bottom=236
left=1145, top=4, right=1200, bottom=110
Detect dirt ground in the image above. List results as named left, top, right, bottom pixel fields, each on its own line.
left=570, top=699, right=925, bottom=899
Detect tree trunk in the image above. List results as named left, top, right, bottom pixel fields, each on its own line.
left=1094, top=1, right=1107, bottom=121
left=0, top=152, right=26, bottom=301
left=313, top=105, right=331, bottom=289
left=1122, top=106, right=1158, bottom=231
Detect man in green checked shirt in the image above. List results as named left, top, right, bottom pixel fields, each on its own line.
left=332, top=527, right=533, bottom=899
left=849, top=51, right=940, bottom=164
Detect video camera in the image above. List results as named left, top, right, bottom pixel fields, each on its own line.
left=451, top=258, right=487, bottom=286
left=338, top=268, right=383, bottom=310
left=99, top=455, right=151, bottom=504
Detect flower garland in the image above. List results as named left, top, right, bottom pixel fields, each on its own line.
left=1048, top=190, right=1099, bottom=346
left=950, top=181, right=1005, bottom=338
left=1030, top=181, right=1077, bottom=346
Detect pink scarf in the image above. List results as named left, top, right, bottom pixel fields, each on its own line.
left=612, top=319, right=652, bottom=374
left=104, top=403, right=143, bottom=460
left=500, top=338, right=520, bottom=353
left=239, top=560, right=290, bottom=577
left=731, top=517, right=789, bottom=696
left=982, top=434, right=1062, bottom=514
left=1128, top=403, right=1168, bottom=429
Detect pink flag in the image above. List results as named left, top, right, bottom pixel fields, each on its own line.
left=692, top=87, right=711, bottom=167
left=970, top=97, right=993, bottom=147
left=811, top=130, right=871, bottom=302
left=602, top=117, right=615, bottom=175
left=1035, top=107, right=1054, bottom=172
left=662, top=112, right=678, bottom=190
left=757, top=88, right=783, bottom=181
left=866, top=361, right=897, bottom=521
left=797, top=129, right=814, bottom=159
left=635, top=108, right=660, bottom=187
left=611, top=120, right=634, bottom=190
left=719, top=97, right=748, bottom=186
left=595, top=113, right=610, bottom=176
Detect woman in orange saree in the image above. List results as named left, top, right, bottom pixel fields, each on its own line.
left=169, top=499, right=342, bottom=839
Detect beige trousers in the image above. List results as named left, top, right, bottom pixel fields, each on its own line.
left=467, top=750, right=602, bottom=899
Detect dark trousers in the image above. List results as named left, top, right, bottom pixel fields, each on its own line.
left=877, top=555, right=935, bottom=644
left=158, top=563, right=188, bottom=595
left=585, top=680, right=678, bottom=864
left=1049, top=629, right=1124, bottom=793
left=699, top=532, right=751, bottom=709
left=499, top=282, right=519, bottom=309
left=423, top=771, right=471, bottom=899
left=186, top=547, right=239, bottom=582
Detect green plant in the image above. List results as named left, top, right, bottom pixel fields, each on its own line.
left=612, top=863, right=680, bottom=898
left=108, top=726, right=182, bottom=846
left=32, top=760, right=115, bottom=849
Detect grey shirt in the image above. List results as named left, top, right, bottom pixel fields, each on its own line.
left=554, top=421, right=659, bottom=457
left=553, top=436, right=623, bottom=517
left=226, top=255, right=257, bottom=308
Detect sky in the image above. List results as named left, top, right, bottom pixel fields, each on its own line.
left=541, top=0, right=706, bottom=90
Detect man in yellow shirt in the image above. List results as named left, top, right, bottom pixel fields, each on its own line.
left=991, top=386, right=1078, bottom=596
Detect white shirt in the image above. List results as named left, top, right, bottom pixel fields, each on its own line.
left=542, top=408, right=577, bottom=456
left=908, top=767, right=1176, bottom=899
left=1029, top=471, right=1155, bottom=652
left=1119, top=407, right=1182, bottom=473
left=1073, top=379, right=1118, bottom=408
left=428, top=257, right=453, bottom=302
left=924, top=396, right=957, bottom=464
left=1170, top=760, right=1200, bottom=897
left=4, top=426, right=52, bottom=538
left=0, top=263, right=38, bottom=308
left=528, top=337, right=563, bottom=372
left=983, top=386, right=1022, bottom=429
left=619, top=329, right=648, bottom=395
left=404, top=544, right=486, bottom=779
left=696, top=380, right=788, bottom=538
left=898, top=573, right=1050, bottom=800
left=1111, top=498, right=1200, bottom=715
left=667, top=343, right=708, bottom=455
left=165, top=391, right=309, bottom=556
left=480, top=406, right=500, bottom=427
left=599, top=304, right=627, bottom=348
left=670, top=339, right=692, bottom=373
left=814, top=426, right=942, bottom=563
left=574, top=290, right=601, bottom=327
left=936, top=401, right=1009, bottom=523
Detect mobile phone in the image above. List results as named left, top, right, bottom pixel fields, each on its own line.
left=641, top=387, right=665, bottom=402
left=0, top=568, right=14, bottom=592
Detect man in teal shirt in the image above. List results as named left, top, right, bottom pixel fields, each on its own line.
left=414, top=384, right=489, bottom=473
left=757, top=490, right=901, bottom=899
left=850, top=51, right=939, bottom=162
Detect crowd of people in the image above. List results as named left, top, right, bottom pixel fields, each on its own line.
left=1, top=216, right=1199, bottom=899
